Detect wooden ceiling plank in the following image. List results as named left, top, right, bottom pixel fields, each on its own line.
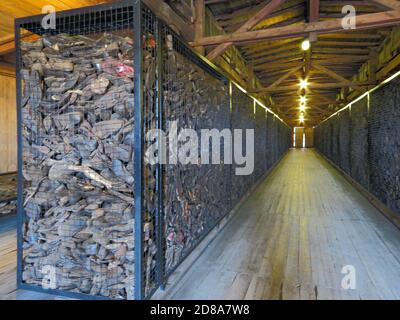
left=206, top=0, right=286, bottom=61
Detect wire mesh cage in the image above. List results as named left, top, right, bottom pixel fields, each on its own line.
left=16, top=0, right=141, bottom=300
left=15, top=0, right=292, bottom=300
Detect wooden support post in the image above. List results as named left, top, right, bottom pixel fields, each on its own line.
left=247, top=63, right=256, bottom=91
left=369, top=49, right=379, bottom=82
left=194, top=0, right=205, bottom=55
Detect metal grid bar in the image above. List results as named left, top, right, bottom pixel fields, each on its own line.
left=133, top=0, right=143, bottom=301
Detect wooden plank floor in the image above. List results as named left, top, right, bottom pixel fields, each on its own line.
left=158, top=149, right=400, bottom=300
left=2, top=149, right=400, bottom=300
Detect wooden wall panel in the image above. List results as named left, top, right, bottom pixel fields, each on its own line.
left=0, top=73, right=17, bottom=173
left=294, top=127, right=304, bottom=148
left=305, top=127, right=314, bottom=148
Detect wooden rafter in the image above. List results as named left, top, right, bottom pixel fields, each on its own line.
left=370, top=0, right=400, bottom=10
left=206, top=0, right=286, bottom=61
left=312, top=62, right=366, bottom=92
left=191, top=9, right=400, bottom=46
left=267, top=65, right=302, bottom=90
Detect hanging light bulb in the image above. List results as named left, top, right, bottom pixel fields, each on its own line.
left=301, top=39, right=311, bottom=51
left=300, top=95, right=307, bottom=104
left=300, top=104, right=306, bottom=112
left=299, top=79, right=309, bottom=89
left=299, top=113, right=305, bottom=123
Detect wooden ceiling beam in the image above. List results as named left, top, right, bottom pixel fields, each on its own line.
left=250, top=81, right=374, bottom=93
left=191, top=9, right=400, bottom=46
left=315, top=40, right=381, bottom=47
left=318, top=33, right=383, bottom=40
left=206, top=0, right=286, bottom=61
left=308, top=0, right=319, bottom=42
left=254, top=60, right=303, bottom=71
left=266, top=65, right=303, bottom=90
left=144, top=0, right=194, bottom=41
left=221, top=7, right=305, bottom=32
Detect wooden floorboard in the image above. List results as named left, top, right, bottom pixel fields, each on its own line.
left=2, top=149, right=400, bottom=300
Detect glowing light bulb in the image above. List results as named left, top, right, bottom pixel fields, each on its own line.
left=300, top=113, right=305, bottom=123
left=301, top=39, right=311, bottom=51
left=299, top=79, right=308, bottom=89
left=300, top=105, right=306, bottom=112
left=300, top=96, right=307, bottom=104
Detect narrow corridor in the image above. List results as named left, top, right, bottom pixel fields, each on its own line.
left=157, top=149, right=400, bottom=300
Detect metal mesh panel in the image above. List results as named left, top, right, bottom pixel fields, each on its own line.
left=231, top=85, right=255, bottom=202
left=266, top=113, right=275, bottom=169
left=350, top=97, right=369, bottom=189
left=161, top=26, right=231, bottom=275
left=255, top=104, right=267, bottom=180
left=331, top=116, right=340, bottom=165
left=141, top=6, right=159, bottom=298
left=277, top=122, right=288, bottom=159
left=318, top=124, right=324, bottom=153
left=17, top=2, right=137, bottom=300
left=338, top=109, right=350, bottom=174
left=369, top=79, right=400, bottom=214
left=265, top=113, right=271, bottom=170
